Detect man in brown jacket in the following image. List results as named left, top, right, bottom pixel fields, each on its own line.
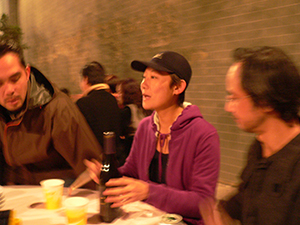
left=0, top=40, right=102, bottom=186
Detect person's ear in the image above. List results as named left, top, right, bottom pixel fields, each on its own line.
left=25, top=65, right=31, bottom=80
left=81, top=76, right=90, bottom=86
left=255, top=100, right=274, bottom=113
left=83, top=76, right=88, bottom=83
left=261, top=105, right=274, bottom=113
left=173, top=79, right=187, bottom=95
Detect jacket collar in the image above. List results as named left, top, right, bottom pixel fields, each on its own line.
left=27, top=71, right=52, bottom=109
left=153, top=102, right=192, bottom=136
left=82, top=83, right=109, bottom=96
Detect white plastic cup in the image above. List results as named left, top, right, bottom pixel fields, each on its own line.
left=64, top=197, right=89, bottom=225
left=0, top=186, right=4, bottom=208
left=40, top=179, right=65, bottom=210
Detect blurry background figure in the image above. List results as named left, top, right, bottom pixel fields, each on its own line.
left=60, top=87, right=70, bottom=97
left=76, top=61, right=121, bottom=149
left=70, top=93, right=83, bottom=102
left=58, top=87, right=83, bottom=103
left=116, top=78, right=152, bottom=162
left=104, top=74, right=121, bottom=105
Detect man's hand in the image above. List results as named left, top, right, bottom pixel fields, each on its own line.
left=84, top=159, right=102, bottom=184
left=199, top=197, right=236, bottom=225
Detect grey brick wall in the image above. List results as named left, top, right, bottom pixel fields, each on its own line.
left=19, top=0, right=300, bottom=185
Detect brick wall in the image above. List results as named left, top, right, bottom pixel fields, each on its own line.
left=18, top=0, right=300, bottom=185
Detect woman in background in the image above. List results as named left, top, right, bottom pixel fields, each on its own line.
left=116, top=78, right=152, bottom=161
left=104, top=74, right=121, bottom=105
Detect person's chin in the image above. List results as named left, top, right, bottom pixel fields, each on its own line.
left=235, top=121, right=245, bottom=130
left=6, top=103, right=22, bottom=112
left=142, top=102, right=150, bottom=109
left=142, top=104, right=154, bottom=111
left=238, top=124, right=253, bottom=133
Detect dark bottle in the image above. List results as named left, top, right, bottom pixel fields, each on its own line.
left=99, top=131, right=122, bottom=223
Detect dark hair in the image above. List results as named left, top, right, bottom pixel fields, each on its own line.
left=233, top=46, right=300, bottom=122
left=119, top=78, right=142, bottom=106
left=170, top=73, right=185, bottom=105
left=81, top=61, right=105, bottom=85
left=0, top=39, right=26, bottom=67
left=104, top=74, right=120, bottom=93
left=60, top=88, right=70, bottom=96
left=119, top=78, right=152, bottom=116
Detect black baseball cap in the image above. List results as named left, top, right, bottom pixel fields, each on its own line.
left=131, top=51, right=192, bottom=87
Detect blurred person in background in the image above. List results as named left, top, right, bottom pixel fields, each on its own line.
left=0, top=40, right=102, bottom=186
left=76, top=61, right=121, bottom=149
left=199, top=46, right=300, bottom=225
left=60, top=87, right=70, bottom=97
left=116, top=78, right=152, bottom=164
left=86, top=51, right=220, bottom=225
left=104, top=74, right=121, bottom=105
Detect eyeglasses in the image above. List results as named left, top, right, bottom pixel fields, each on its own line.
left=225, top=95, right=251, bottom=104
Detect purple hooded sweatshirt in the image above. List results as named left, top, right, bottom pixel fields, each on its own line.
left=119, top=104, right=220, bottom=225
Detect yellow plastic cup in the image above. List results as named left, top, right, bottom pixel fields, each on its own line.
left=40, top=179, right=65, bottom=210
left=64, top=197, right=89, bottom=225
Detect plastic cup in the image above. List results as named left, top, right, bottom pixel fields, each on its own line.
left=40, top=179, right=65, bottom=210
left=64, top=197, right=89, bottom=225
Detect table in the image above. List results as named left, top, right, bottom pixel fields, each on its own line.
left=1, top=185, right=166, bottom=225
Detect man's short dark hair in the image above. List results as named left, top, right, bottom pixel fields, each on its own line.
left=233, top=46, right=300, bottom=122
left=81, top=61, right=105, bottom=85
left=0, top=39, right=26, bottom=67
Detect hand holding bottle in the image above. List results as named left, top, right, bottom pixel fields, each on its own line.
left=102, top=176, right=149, bottom=208
left=99, top=131, right=122, bottom=222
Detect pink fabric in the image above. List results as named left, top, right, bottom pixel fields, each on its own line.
left=119, top=105, right=220, bottom=225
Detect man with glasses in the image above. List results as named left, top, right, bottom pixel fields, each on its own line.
left=200, top=46, right=300, bottom=225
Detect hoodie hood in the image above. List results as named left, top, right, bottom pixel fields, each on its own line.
left=28, top=67, right=53, bottom=109
left=152, top=103, right=203, bottom=135
left=170, top=104, right=204, bottom=131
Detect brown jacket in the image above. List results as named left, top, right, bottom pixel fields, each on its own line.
left=0, top=67, right=102, bottom=185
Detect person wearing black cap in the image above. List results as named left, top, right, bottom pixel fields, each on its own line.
left=86, top=51, right=220, bottom=225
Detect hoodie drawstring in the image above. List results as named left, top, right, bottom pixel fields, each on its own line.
left=157, top=132, right=170, bottom=183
